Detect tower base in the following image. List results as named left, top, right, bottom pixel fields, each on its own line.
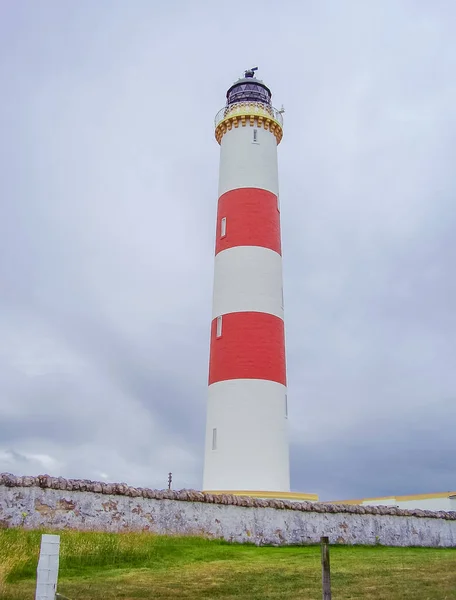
left=203, top=490, right=319, bottom=502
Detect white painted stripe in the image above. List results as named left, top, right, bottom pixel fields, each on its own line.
left=203, top=379, right=289, bottom=492
left=218, top=125, right=279, bottom=197
left=212, top=246, right=284, bottom=319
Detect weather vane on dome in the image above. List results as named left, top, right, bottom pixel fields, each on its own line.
left=244, top=67, right=258, bottom=78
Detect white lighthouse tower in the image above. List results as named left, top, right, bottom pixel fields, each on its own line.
left=203, top=69, right=317, bottom=500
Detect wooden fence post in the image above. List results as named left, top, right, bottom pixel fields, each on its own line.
left=320, top=536, right=332, bottom=600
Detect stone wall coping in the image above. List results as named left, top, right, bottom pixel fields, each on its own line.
left=1, top=473, right=455, bottom=520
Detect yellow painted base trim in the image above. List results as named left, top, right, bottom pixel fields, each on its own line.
left=323, top=491, right=456, bottom=505
left=203, top=490, right=319, bottom=502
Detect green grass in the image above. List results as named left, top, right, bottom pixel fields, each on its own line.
left=1, top=529, right=455, bottom=599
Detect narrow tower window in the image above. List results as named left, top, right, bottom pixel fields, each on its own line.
left=216, top=315, right=223, bottom=338
left=220, top=216, right=227, bottom=238
left=253, top=128, right=258, bottom=143
left=285, top=394, right=288, bottom=418
left=212, top=428, right=217, bottom=450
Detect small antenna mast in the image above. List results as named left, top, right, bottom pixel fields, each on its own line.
left=244, top=66, right=258, bottom=78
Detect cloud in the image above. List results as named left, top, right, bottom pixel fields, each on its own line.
left=0, top=0, right=455, bottom=499
left=0, top=449, right=62, bottom=473
left=291, top=398, right=456, bottom=500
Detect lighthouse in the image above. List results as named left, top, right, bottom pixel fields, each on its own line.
left=203, top=69, right=290, bottom=496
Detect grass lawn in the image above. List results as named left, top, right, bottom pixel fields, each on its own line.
left=0, top=529, right=455, bottom=599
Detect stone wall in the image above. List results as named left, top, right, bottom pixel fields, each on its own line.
left=1, top=474, right=455, bottom=547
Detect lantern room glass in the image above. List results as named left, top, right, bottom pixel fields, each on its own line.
left=227, top=82, right=271, bottom=106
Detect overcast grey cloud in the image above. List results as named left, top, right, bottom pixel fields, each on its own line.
left=0, top=0, right=455, bottom=499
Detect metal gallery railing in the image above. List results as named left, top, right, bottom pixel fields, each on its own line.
left=214, top=102, right=284, bottom=128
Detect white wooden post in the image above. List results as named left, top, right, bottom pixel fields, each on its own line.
left=35, top=534, right=60, bottom=600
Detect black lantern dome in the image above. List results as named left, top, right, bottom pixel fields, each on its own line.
left=226, top=67, right=272, bottom=107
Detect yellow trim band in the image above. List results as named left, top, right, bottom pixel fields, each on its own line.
left=215, top=103, right=283, bottom=145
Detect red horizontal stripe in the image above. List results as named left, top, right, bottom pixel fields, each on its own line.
left=208, top=312, right=286, bottom=385
left=215, top=188, right=281, bottom=256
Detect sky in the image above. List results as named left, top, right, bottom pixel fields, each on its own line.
left=0, top=0, right=455, bottom=501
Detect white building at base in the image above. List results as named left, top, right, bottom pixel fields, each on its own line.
left=326, top=491, right=456, bottom=511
